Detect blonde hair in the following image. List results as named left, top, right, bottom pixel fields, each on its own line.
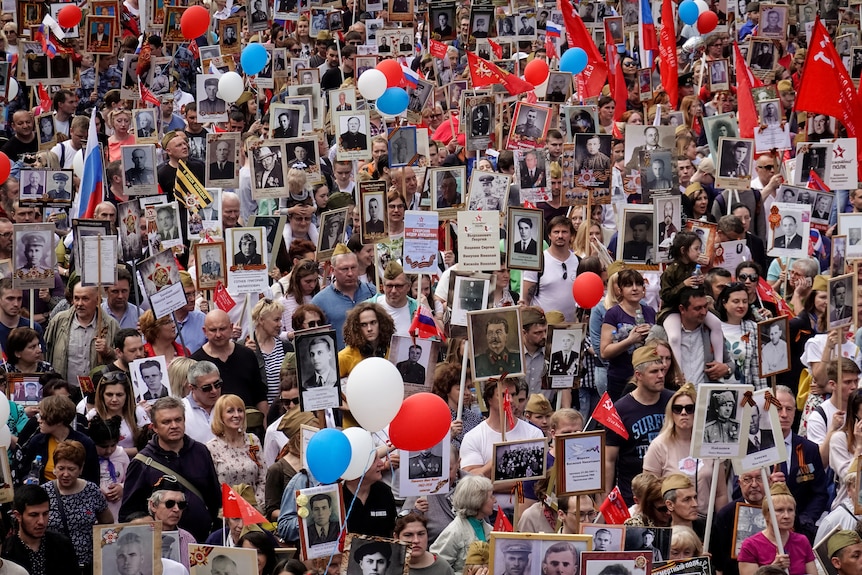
left=762, top=482, right=795, bottom=517
left=168, top=357, right=197, bottom=398
left=658, top=383, right=696, bottom=440
left=211, top=394, right=247, bottom=436
left=671, top=525, right=703, bottom=558
left=251, top=297, right=285, bottom=324
left=603, top=272, right=621, bottom=309
left=572, top=219, right=600, bottom=259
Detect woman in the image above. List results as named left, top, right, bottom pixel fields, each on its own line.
left=4, top=327, right=53, bottom=373
left=168, top=357, right=197, bottom=398
left=107, top=108, right=135, bottom=162
left=621, top=110, right=644, bottom=125
left=42, top=440, right=112, bottom=572
left=737, top=483, right=817, bottom=575
left=20, top=395, right=99, bottom=483
left=312, top=183, right=330, bottom=224
left=88, top=371, right=149, bottom=457
left=597, top=95, right=615, bottom=133
left=433, top=362, right=482, bottom=446
left=589, top=265, right=620, bottom=409
left=396, top=512, right=456, bottom=575
left=290, top=15, right=313, bottom=57
left=652, top=338, right=685, bottom=391
left=248, top=298, right=288, bottom=402
left=264, top=402, right=316, bottom=520
left=790, top=274, right=827, bottom=389
left=347, top=234, right=376, bottom=286
left=716, top=283, right=767, bottom=388
left=670, top=526, right=703, bottom=560
left=681, top=96, right=703, bottom=133
left=139, top=310, right=188, bottom=364
left=600, top=269, right=656, bottom=401
left=736, top=262, right=776, bottom=320
left=490, top=264, right=518, bottom=308
left=676, top=133, right=697, bottom=161
left=572, top=220, right=602, bottom=259
left=240, top=531, right=279, bottom=575
left=388, top=190, right=407, bottom=237
left=643, top=384, right=728, bottom=517
left=829, top=390, right=862, bottom=506
left=625, top=473, right=672, bottom=527
left=683, top=183, right=715, bottom=222
left=429, top=475, right=494, bottom=575
left=88, top=414, right=128, bottom=523
left=273, top=559, right=307, bottom=575
left=338, top=303, right=395, bottom=376
left=206, top=394, right=267, bottom=507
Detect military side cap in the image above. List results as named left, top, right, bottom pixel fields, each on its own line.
left=384, top=261, right=404, bottom=280
left=661, top=473, right=693, bottom=496
left=632, top=345, right=660, bottom=366
left=777, top=79, right=794, bottom=93
left=828, top=530, right=862, bottom=557
left=465, top=541, right=490, bottom=566
left=278, top=409, right=317, bottom=438
left=525, top=393, right=552, bottom=416
left=712, top=391, right=735, bottom=406
left=521, top=308, right=545, bottom=327
left=327, top=191, right=353, bottom=210
left=746, top=1, right=760, bottom=12
left=812, top=275, right=828, bottom=292
left=607, top=261, right=629, bottom=278
left=332, top=243, right=352, bottom=256
left=544, top=311, right=565, bottom=324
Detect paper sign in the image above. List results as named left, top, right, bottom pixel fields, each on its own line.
left=403, top=211, right=439, bottom=273
left=457, top=211, right=501, bottom=271
left=398, top=434, right=451, bottom=497
left=80, top=235, right=118, bottom=287
left=829, top=138, right=858, bottom=190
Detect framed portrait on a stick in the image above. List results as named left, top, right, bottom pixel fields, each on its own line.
left=94, top=523, right=162, bottom=575
left=732, top=388, right=787, bottom=473
left=731, top=503, right=766, bottom=558
left=194, top=241, right=227, bottom=291
left=491, top=437, right=548, bottom=485
left=767, top=202, right=810, bottom=259
left=507, top=207, right=543, bottom=272
left=297, top=483, right=345, bottom=560
left=555, top=431, right=604, bottom=496
left=838, top=213, right=862, bottom=259
left=342, top=534, right=410, bottom=575
left=757, top=316, right=790, bottom=377
left=387, top=335, right=437, bottom=396
left=12, top=223, right=56, bottom=290
left=690, top=383, right=752, bottom=459
left=580, top=551, right=653, bottom=575
left=490, top=532, right=593, bottom=575
left=295, top=328, right=342, bottom=412
left=828, top=273, right=855, bottom=330
left=467, top=307, right=525, bottom=382
left=189, top=544, right=257, bottom=575
left=581, top=524, right=625, bottom=552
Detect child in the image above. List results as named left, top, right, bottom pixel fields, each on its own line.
left=659, top=231, right=725, bottom=366
left=88, top=414, right=129, bottom=521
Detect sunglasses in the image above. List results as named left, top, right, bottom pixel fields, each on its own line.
left=163, top=499, right=188, bottom=510
left=280, top=397, right=301, bottom=407
left=737, top=273, right=759, bottom=282
left=195, top=380, right=223, bottom=393
left=561, top=262, right=567, bottom=280
left=101, top=371, right=129, bottom=384
left=671, top=404, right=695, bottom=414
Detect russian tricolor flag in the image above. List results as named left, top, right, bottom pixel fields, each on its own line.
left=546, top=22, right=562, bottom=38
left=409, top=304, right=445, bottom=341
left=638, top=0, right=658, bottom=66
left=401, top=64, right=419, bottom=88
left=72, top=108, right=104, bottom=220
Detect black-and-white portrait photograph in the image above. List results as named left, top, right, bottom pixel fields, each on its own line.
left=219, top=18, right=241, bottom=54
left=467, top=307, right=526, bottom=381
left=470, top=8, right=493, bottom=38
left=407, top=441, right=444, bottom=480
left=188, top=544, right=258, bottom=575
left=329, top=89, right=357, bottom=113
left=605, top=15, right=625, bottom=44
left=708, top=59, right=730, bottom=91
left=247, top=215, right=285, bottom=268
left=759, top=99, right=782, bottom=128
left=360, top=186, right=389, bottom=244
left=508, top=103, right=550, bottom=148
left=731, top=505, right=767, bottom=558
left=43, top=171, right=71, bottom=203
left=206, top=133, right=240, bottom=188
left=430, top=167, right=466, bottom=213
left=811, top=192, right=834, bottom=224
left=296, top=328, right=342, bottom=411
left=562, top=106, right=598, bottom=141
left=470, top=104, right=492, bottom=138
left=196, top=74, right=228, bottom=122
left=716, top=137, right=754, bottom=189
left=828, top=273, right=854, bottom=329
left=492, top=535, right=592, bottom=575
left=625, top=125, right=673, bottom=173
left=757, top=316, right=790, bottom=377
left=704, top=390, right=741, bottom=445
left=388, top=127, right=417, bottom=168
left=465, top=95, right=494, bottom=152
left=581, top=525, right=625, bottom=552
left=334, top=111, right=371, bottom=160
left=851, top=47, right=862, bottom=79
left=122, top=144, right=158, bottom=195
left=619, top=207, right=655, bottom=264
left=194, top=241, right=227, bottom=290
left=832, top=235, right=847, bottom=277
left=796, top=143, right=832, bottom=186
left=94, top=524, right=161, bottom=575
left=270, top=103, right=302, bottom=139
left=547, top=326, right=585, bottom=378
left=12, top=225, right=55, bottom=290
left=754, top=99, right=791, bottom=152
left=130, top=356, right=170, bottom=402
left=839, top=213, right=862, bottom=258
left=317, top=207, right=348, bottom=259
left=230, top=227, right=265, bottom=269
left=133, top=108, right=157, bottom=143
left=342, top=535, right=410, bottom=575
left=430, top=6, right=456, bottom=40
left=655, top=195, right=681, bottom=263
left=702, top=113, right=739, bottom=158
left=507, top=208, right=543, bottom=272
left=19, top=170, right=46, bottom=203
left=767, top=202, right=810, bottom=258
left=406, top=79, right=433, bottom=118
left=544, top=72, right=571, bottom=103
left=691, top=383, right=750, bottom=459
left=749, top=39, right=776, bottom=71
left=449, top=274, right=491, bottom=327
left=118, top=200, right=144, bottom=262
left=758, top=5, right=787, bottom=38
left=517, top=149, right=548, bottom=191
left=251, top=141, right=287, bottom=198
left=623, top=527, right=671, bottom=562
left=738, top=388, right=789, bottom=472
left=298, top=484, right=345, bottom=559
left=36, top=113, right=56, bottom=150
left=247, top=0, right=271, bottom=31
left=492, top=437, right=547, bottom=483
left=284, top=137, right=321, bottom=182
left=574, top=133, right=612, bottom=189
left=389, top=335, right=437, bottom=393
left=467, top=171, right=510, bottom=213
left=153, top=202, right=183, bottom=249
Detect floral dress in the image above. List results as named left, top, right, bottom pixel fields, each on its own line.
left=43, top=480, right=108, bottom=568
left=206, top=433, right=267, bottom=508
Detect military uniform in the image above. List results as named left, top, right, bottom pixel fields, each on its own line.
left=408, top=452, right=442, bottom=479
left=340, top=130, right=368, bottom=150
left=474, top=350, right=520, bottom=378
left=514, top=122, right=542, bottom=139
left=704, top=418, right=740, bottom=443
left=397, top=360, right=426, bottom=385
left=125, top=166, right=155, bottom=186
left=199, top=97, right=226, bottom=115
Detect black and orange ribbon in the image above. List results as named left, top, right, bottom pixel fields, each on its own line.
left=763, top=391, right=782, bottom=410
left=740, top=390, right=757, bottom=407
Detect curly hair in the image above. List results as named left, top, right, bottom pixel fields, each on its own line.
left=138, top=309, right=174, bottom=344
left=342, top=302, right=395, bottom=353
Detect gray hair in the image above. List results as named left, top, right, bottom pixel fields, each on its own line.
left=451, top=475, right=493, bottom=517
left=148, top=489, right=186, bottom=508
left=791, top=257, right=819, bottom=278
left=187, top=360, right=220, bottom=387
left=151, top=396, right=185, bottom=420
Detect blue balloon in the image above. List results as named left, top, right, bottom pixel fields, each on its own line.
left=560, top=48, right=587, bottom=75
left=241, top=43, right=268, bottom=76
left=377, top=87, right=409, bottom=116
left=679, top=1, right=700, bottom=25
left=306, top=428, right=351, bottom=484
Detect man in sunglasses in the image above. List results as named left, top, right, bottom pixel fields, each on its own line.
left=147, top=475, right=193, bottom=553
left=181, top=360, right=223, bottom=444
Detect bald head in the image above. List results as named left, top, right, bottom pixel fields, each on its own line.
left=94, top=202, right=117, bottom=221
left=203, top=309, right=233, bottom=349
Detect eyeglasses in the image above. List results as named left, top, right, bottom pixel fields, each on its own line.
left=623, top=60, right=636, bottom=66
left=389, top=203, right=406, bottom=210
left=654, top=504, right=669, bottom=513
left=290, top=49, right=302, bottom=54
left=740, top=475, right=763, bottom=486
left=384, top=282, right=408, bottom=290
left=280, top=397, right=301, bottom=407
left=305, top=320, right=322, bottom=327
left=671, top=404, right=695, bottom=414
left=194, top=380, right=223, bottom=393
left=561, top=262, right=567, bottom=280
left=577, top=510, right=599, bottom=521
left=0, top=232, right=12, bottom=238
left=756, top=164, right=776, bottom=171
left=163, top=499, right=188, bottom=510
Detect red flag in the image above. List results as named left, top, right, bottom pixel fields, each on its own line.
left=599, top=487, right=632, bottom=524
left=659, top=0, right=678, bottom=109
left=213, top=281, right=236, bottom=311
left=429, top=39, right=447, bottom=59
left=502, top=387, right=515, bottom=431
left=734, top=42, right=761, bottom=139
left=488, top=38, right=503, bottom=60
left=37, top=83, right=52, bottom=111
left=756, top=277, right=793, bottom=317
left=466, top=52, right=535, bottom=96
left=139, top=79, right=161, bottom=107
left=221, top=484, right=268, bottom=525
left=558, top=3, right=607, bottom=99
left=494, top=510, right=514, bottom=532
left=606, top=40, right=627, bottom=123
left=545, top=35, right=558, bottom=60
left=591, top=392, right=629, bottom=439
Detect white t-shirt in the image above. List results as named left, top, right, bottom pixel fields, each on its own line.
left=263, top=413, right=287, bottom=468
left=377, top=298, right=412, bottom=335
left=460, top=419, right=544, bottom=511
left=522, top=251, right=579, bottom=321
left=182, top=395, right=216, bottom=444
left=807, top=399, right=839, bottom=445
left=801, top=333, right=862, bottom=370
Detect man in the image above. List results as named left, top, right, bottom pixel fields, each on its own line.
left=471, top=106, right=490, bottom=136
left=211, top=555, right=238, bottom=575
left=520, top=308, right=549, bottom=399
left=515, top=109, right=543, bottom=139
left=623, top=215, right=653, bottom=262
left=365, top=198, right=385, bottom=234
left=209, top=141, right=235, bottom=181
left=353, top=542, right=392, bottom=575
left=302, top=336, right=338, bottom=389
left=119, top=396, right=222, bottom=542
left=199, top=78, right=226, bottom=116
left=518, top=15, right=535, bottom=35
left=593, top=528, right=613, bottom=551
left=340, top=116, right=367, bottom=151
left=500, top=541, right=532, bottom=575
left=557, top=494, right=597, bottom=534
left=103, top=328, right=146, bottom=377
left=290, top=146, right=309, bottom=170
left=234, top=233, right=262, bottom=265
left=182, top=360, right=223, bottom=444
left=274, top=112, right=297, bottom=139
left=772, top=386, right=829, bottom=542
left=255, top=146, right=284, bottom=189
left=139, top=359, right=169, bottom=400
left=154, top=206, right=179, bottom=242
left=513, top=217, right=538, bottom=256
left=662, top=474, right=700, bottom=530
left=191, top=311, right=267, bottom=413
left=522, top=216, right=579, bottom=321
left=472, top=16, right=489, bottom=37
left=704, top=391, right=740, bottom=443
left=470, top=174, right=504, bottom=210
left=473, top=318, right=521, bottom=378
left=136, top=112, right=155, bottom=138
left=433, top=13, right=452, bottom=36
left=116, top=531, right=149, bottom=575
left=604, top=346, right=672, bottom=504
left=827, top=530, right=862, bottom=575
left=183, top=104, right=208, bottom=163
left=747, top=402, right=775, bottom=454
left=336, top=92, right=352, bottom=111
left=312, top=247, right=376, bottom=349
left=550, top=331, right=578, bottom=376
left=710, top=469, right=766, bottom=575
left=722, top=141, right=750, bottom=178
left=45, top=278, right=118, bottom=383
left=546, top=77, right=568, bottom=102
left=436, top=171, right=461, bottom=208
left=397, top=345, right=426, bottom=385
left=806, top=359, right=860, bottom=463
left=0, top=279, right=43, bottom=352
left=812, top=194, right=832, bottom=220
left=102, top=268, right=142, bottom=329
left=831, top=282, right=853, bottom=323
left=173, top=272, right=207, bottom=355
left=320, top=217, right=343, bottom=251
left=645, top=158, right=672, bottom=191
left=519, top=150, right=546, bottom=189
left=759, top=322, right=787, bottom=376
left=22, top=171, right=44, bottom=199
left=625, top=126, right=667, bottom=171
left=201, top=249, right=221, bottom=277
left=307, top=493, right=339, bottom=545
left=771, top=214, right=802, bottom=249
left=47, top=172, right=71, bottom=200
left=223, top=25, right=237, bottom=45
left=18, top=233, right=50, bottom=275
left=650, top=288, right=734, bottom=384
left=90, top=21, right=109, bottom=45
left=578, top=135, right=611, bottom=173
left=762, top=9, right=782, bottom=34
left=2, top=485, right=77, bottom=574
left=408, top=447, right=442, bottom=479
left=125, top=148, right=155, bottom=186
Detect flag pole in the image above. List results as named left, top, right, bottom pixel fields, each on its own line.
left=701, top=460, right=721, bottom=551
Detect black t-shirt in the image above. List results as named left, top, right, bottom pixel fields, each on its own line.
left=1, top=135, right=38, bottom=161
left=191, top=344, right=267, bottom=407
left=342, top=480, right=397, bottom=537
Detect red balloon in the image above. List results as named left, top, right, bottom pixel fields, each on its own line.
left=389, top=393, right=451, bottom=452
left=377, top=59, right=404, bottom=88
left=180, top=5, right=210, bottom=40
left=572, top=271, right=604, bottom=309
left=524, top=59, right=549, bottom=87
left=57, top=5, right=81, bottom=29
left=0, top=153, right=9, bottom=184
left=697, top=10, right=718, bottom=33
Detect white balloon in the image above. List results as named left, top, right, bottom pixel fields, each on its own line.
left=0, top=426, right=10, bottom=448
left=357, top=69, right=387, bottom=101
left=346, top=358, right=404, bottom=432
left=694, top=0, right=709, bottom=14
left=7, top=78, right=18, bottom=102
left=341, top=427, right=376, bottom=480
left=72, top=149, right=85, bottom=179
left=0, top=395, right=9, bottom=426
left=218, top=72, right=244, bottom=103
